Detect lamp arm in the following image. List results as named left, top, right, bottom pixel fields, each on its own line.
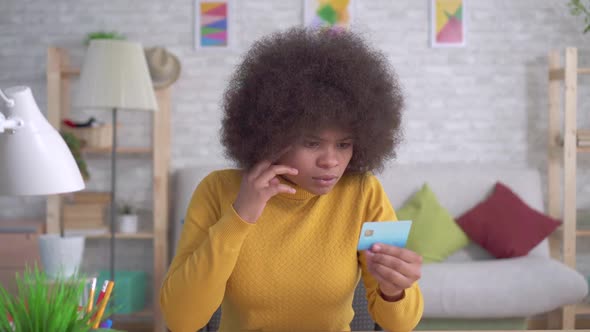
left=0, top=88, right=24, bottom=133
left=0, top=88, right=15, bottom=108
left=0, top=111, right=24, bottom=134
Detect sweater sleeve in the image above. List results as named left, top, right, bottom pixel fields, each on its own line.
left=159, top=171, right=254, bottom=332
left=358, top=174, right=424, bottom=332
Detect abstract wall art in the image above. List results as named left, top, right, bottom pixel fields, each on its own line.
left=195, top=0, right=232, bottom=50
left=431, top=0, right=465, bottom=47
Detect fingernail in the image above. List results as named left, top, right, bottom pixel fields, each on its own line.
left=290, top=188, right=296, bottom=193
left=372, top=244, right=381, bottom=252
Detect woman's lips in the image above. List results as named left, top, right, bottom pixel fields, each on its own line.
left=312, top=176, right=338, bottom=186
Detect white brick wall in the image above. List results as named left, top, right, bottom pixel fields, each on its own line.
left=2, top=0, right=590, bottom=284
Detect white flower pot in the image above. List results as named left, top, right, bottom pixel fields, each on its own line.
left=38, top=234, right=85, bottom=279
left=118, top=214, right=139, bottom=233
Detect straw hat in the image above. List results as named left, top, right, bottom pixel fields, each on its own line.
left=144, top=47, right=181, bottom=89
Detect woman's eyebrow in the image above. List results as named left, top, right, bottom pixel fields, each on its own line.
left=304, top=135, right=354, bottom=141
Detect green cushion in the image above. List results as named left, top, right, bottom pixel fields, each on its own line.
left=397, top=183, right=469, bottom=263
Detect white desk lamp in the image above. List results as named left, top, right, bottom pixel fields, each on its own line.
left=74, top=39, right=157, bottom=284
left=0, top=86, right=85, bottom=195
left=0, top=85, right=86, bottom=278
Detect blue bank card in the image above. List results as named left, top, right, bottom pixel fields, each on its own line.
left=357, top=220, right=412, bottom=251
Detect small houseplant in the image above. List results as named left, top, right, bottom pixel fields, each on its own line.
left=117, top=203, right=139, bottom=234
left=0, top=266, right=115, bottom=331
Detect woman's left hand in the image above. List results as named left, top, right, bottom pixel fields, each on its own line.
left=365, top=243, right=422, bottom=301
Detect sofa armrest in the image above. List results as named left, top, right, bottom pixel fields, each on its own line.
left=419, top=256, right=588, bottom=318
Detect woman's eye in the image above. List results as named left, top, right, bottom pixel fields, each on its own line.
left=304, top=141, right=320, bottom=148
left=337, top=142, right=352, bottom=149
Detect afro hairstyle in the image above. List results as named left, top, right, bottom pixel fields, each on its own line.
left=220, top=27, right=404, bottom=173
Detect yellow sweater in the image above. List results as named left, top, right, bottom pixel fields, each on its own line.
left=160, top=169, right=423, bottom=332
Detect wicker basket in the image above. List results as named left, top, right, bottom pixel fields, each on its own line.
left=61, top=124, right=113, bottom=148
left=63, top=203, right=106, bottom=229
left=70, top=191, right=111, bottom=204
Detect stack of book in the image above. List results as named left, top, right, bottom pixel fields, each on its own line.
left=63, top=192, right=110, bottom=236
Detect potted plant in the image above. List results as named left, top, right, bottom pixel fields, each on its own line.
left=37, top=232, right=86, bottom=280
left=61, top=131, right=90, bottom=181
left=84, top=31, right=126, bottom=46
left=117, top=203, right=139, bottom=234
left=0, top=266, right=116, bottom=331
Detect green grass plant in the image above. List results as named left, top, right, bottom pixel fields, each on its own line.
left=0, top=266, right=110, bottom=332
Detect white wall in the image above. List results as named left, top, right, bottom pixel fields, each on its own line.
left=2, top=0, right=590, bottom=295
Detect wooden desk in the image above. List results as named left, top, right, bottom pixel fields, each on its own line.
left=0, top=219, right=44, bottom=295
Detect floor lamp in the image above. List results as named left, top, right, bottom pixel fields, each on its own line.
left=74, top=40, right=157, bottom=288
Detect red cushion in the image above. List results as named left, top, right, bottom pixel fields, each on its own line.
left=456, top=182, right=561, bottom=258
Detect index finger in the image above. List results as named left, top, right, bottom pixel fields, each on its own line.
left=371, top=243, right=422, bottom=263
left=257, top=164, right=298, bottom=185
left=249, top=160, right=273, bottom=178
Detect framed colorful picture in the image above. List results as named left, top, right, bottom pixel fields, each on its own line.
left=194, top=0, right=233, bottom=50
left=304, top=0, right=356, bottom=30
left=430, top=0, right=465, bottom=47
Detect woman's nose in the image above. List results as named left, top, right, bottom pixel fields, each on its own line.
left=317, top=148, right=339, bottom=168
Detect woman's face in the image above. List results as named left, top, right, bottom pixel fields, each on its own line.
left=276, top=127, right=354, bottom=195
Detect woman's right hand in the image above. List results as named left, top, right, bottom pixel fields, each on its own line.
left=232, top=160, right=298, bottom=223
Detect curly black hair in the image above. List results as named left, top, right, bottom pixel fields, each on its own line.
left=221, top=27, right=404, bottom=173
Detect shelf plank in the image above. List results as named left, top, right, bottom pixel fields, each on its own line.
left=62, top=67, right=80, bottom=77
left=551, top=143, right=590, bottom=153
left=552, top=132, right=590, bottom=153
left=549, top=68, right=564, bottom=81
left=0, top=219, right=45, bottom=233
left=553, top=66, right=590, bottom=77
left=577, top=303, right=590, bottom=315
left=81, top=146, right=152, bottom=155
left=112, top=308, right=153, bottom=321
left=85, top=232, right=154, bottom=239
left=554, top=226, right=590, bottom=236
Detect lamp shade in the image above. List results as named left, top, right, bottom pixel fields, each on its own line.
left=74, top=39, right=158, bottom=112
left=0, top=86, right=85, bottom=195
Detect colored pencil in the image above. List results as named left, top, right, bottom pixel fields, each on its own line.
left=91, top=280, right=109, bottom=321
left=92, top=280, right=114, bottom=328
left=87, top=277, right=97, bottom=313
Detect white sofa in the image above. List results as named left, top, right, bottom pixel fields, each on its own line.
left=170, top=163, right=588, bottom=330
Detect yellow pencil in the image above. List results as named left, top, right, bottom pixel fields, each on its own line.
left=92, top=280, right=114, bottom=328
left=87, top=277, right=97, bottom=313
